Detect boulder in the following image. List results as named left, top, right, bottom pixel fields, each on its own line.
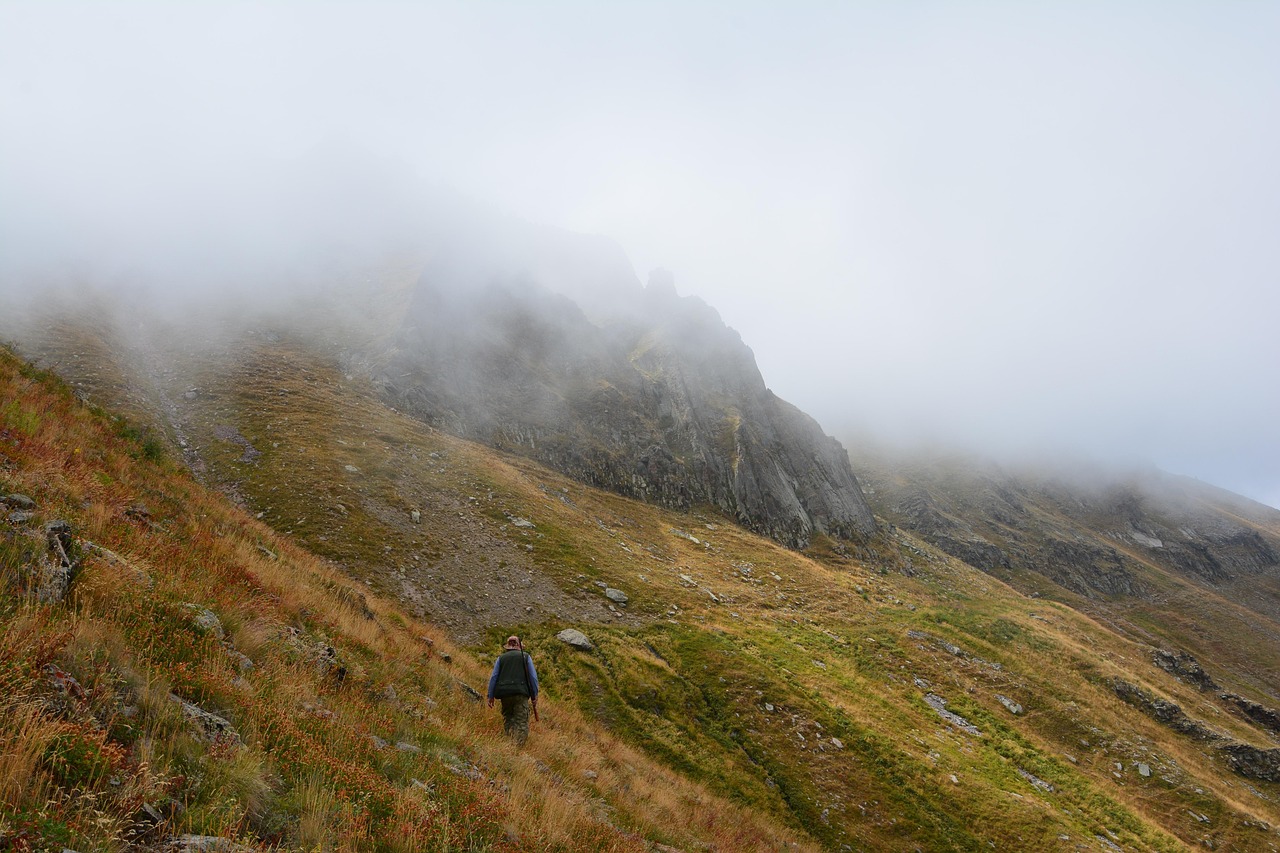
left=604, top=587, right=628, bottom=604
left=556, top=628, right=594, bottom=651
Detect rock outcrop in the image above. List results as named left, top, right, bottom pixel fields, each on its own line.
left=374, top=267, right=875, bottom=548
left=1152, top=649, right=1218, bottom=691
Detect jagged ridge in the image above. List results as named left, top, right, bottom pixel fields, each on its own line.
left=374, top=266, right=875, bottom=548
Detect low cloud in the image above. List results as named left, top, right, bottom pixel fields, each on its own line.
left=2, top=2, right=1277, bottom=506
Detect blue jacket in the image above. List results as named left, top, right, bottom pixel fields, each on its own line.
left=488, top=650, right=538, bottom=700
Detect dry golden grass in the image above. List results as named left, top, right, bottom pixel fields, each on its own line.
left=6, top=331, right=1280, bottom=851
left=0, top=345, right=816, bottom=851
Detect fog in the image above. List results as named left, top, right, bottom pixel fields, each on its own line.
left=2, top=3, right=1278, bottom=508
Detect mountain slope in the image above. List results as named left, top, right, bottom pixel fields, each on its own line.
left=7, top=329, right=1280, bottom=850
left=851, top=446, right=1280, bottom=706
left=0, top=345, right=814, bottom=852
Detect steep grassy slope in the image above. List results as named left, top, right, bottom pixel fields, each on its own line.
left=0, top=346, right=815, bottom=851
left=10, top=327, right=1280, bottom=851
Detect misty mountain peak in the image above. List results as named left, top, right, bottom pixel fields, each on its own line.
left=373, top=250, right=874, bottom=547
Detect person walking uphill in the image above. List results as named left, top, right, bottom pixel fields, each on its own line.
left=487, top=635, right=539, bottom=745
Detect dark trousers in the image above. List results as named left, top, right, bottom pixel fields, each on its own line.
left=500, top=695, right=530, bottom=745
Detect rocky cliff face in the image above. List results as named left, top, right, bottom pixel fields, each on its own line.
left=855, top=450, right=1280, bottom=613
left=374, top=265, right=875, bottom=548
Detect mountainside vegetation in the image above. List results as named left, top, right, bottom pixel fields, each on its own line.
left=4, top=305, right=1280, bottom=850
left=0, top=345, right=812, bottom=852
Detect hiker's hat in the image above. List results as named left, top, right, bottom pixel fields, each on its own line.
left=505, top=635, right=521, bottom=649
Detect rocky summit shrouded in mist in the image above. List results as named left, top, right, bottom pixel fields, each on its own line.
left=0, top=150, right=875, bottom=552
left=371, top=263, right=875, bottom=549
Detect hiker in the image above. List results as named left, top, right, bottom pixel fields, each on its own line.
left=487, top=635, right=539, bottom=745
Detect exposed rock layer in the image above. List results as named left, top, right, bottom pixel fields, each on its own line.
left=376, top=269, right=875, bottom=548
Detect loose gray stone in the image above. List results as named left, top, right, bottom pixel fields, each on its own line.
left=170, top=695, right=240, bottom=745
left=33, top=558, right=73, bottom=604
left=1138, top=763, right=1151, bottom=777
left=168, top=836, right=255, bottom=853
left=997, top=694, right=1024, bottom=715
left=396, top=741, right=422, bottom=754
left=4, top=494, right=35, bottom=509
left=924, top=693, right=982, bottom=736
left=604, top=587, right=628, bottom=604
left=1017, top=768, right=1055, bottom=792
left=184, top=605, right=225, bottom=639
left=556, top=628, right=594, bottom=651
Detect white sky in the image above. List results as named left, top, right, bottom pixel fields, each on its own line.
left=2, top=2, right=1278, bottom=507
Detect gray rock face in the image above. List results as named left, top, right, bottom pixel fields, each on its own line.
left=556, top=628, right=595, bottom=651
left=375, top=269, right=875, bottom=548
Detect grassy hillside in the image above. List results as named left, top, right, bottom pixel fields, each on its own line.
left=0, top=346, right=813, bottom=851
left=7, top=325, right=1280, bottom=851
